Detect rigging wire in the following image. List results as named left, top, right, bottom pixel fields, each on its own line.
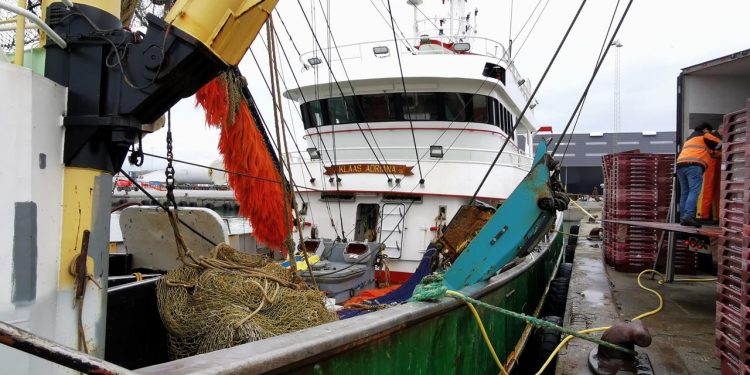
left=130, top=151, right=324, bottom=191
left=249, top=38, right=315, bottom=180
left=507, top=0, right=551, bottom=63
left=267, top=15, right=351, bottom=236
left=368, top=0, right=413, bottom=52
left=470, top=0, right=589, bottom=204
left=296, top=0, right=396, bottom=183
left=385, top=0, right=424, bottom=183
left=377, top=0, right=414, bottom=44
left=267, top=18, right=344, bottom=235
left=559, top=0, right=623, bottom=164
left=403, top=0, right=555, bottom=193
left=511, top=0, right=545, bottom=42
left=312, top=0, right=396, bottom=179
left=274, top=9, right=304, bottom=59
left=116, top=168, right=219, bottom=247
left=410, top=2, right=442, bottom=35
left=551, top=0, right=634, bottom=156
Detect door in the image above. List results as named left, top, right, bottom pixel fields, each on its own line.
left=354, top=204, right=380, bottom=242
left=380, top=203, right=406, bottom=258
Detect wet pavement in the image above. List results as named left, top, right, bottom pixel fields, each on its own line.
left=556, top=208, right=720, bottom=375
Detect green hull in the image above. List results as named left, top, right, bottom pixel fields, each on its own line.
left=138, top=228, right=564, bottom=375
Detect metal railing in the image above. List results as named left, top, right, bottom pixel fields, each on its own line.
left=298, top=34, right=534, bottom=101
left=0, top=0, right=68, bottom=66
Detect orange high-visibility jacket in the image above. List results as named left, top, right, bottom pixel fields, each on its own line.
left=677, top=131, right=721, bottom=169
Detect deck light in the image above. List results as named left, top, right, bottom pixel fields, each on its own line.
left=307, top=57, right=322, bottom=66
left=373, top=46, right=390, bottom=56
left=430, top=145, right=444, bottom=158
left=453, top=42, right=470, bottom=52
left=307, top=147, right=321, bottom=160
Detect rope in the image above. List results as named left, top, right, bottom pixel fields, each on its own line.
left=410, top=274, right=636, bottom=358
left=460, top=294, right=509, bottom=375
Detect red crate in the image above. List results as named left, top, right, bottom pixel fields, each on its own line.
left=720, top=356, right=750, bottom=375
left=718, top=283, right=747, bottom=309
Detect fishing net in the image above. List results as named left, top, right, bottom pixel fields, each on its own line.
left=156, top=242, right=337, bottom=359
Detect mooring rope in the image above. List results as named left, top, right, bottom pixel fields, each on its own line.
left=410, top=273, right=636, bottom=356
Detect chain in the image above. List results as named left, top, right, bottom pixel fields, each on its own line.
left=165, top=110, right=178, bottom=211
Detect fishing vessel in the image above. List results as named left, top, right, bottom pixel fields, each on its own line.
left=284, top=0, right=541, bottom=283
left=0, top=0, right=575, bottom=374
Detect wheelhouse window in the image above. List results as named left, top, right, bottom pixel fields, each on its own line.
left=301, top=92, right=516, bottom=138
left=327, top=96, right=358, bottom=124
left=359, top=93, right=399, bottom=122
left=402, top=93, right=439, bottom=120
left=443, top=92, right=471, bottom=122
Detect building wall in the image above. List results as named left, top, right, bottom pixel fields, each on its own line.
left=533, top=131, right=675, bottom=194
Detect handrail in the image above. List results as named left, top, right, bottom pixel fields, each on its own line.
left=0, top=1, right=67, bottom=55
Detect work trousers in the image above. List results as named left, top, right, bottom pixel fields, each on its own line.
left=676, top=164, right=704, bottom=220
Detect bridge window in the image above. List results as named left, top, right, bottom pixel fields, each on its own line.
left=327, top=97, right=358, bottom=125
left=301, top=92, right=514, bottom=136
left=403, top=93, right=439, bottom=120
left=359, top=93, right=399, bottom=122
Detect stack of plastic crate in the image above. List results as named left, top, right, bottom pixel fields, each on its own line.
left=603, top=151, right=667, bottom=272
left=715, top=100, right=750, bottom=375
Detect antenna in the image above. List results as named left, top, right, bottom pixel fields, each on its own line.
left=407, top=0, right=423, bottom=38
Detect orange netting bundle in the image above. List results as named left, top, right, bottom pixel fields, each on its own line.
left=196, top=73, right=291, bottom=253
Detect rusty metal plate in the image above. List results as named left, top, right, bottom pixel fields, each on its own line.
left=435, top=204, right=496, bottom=262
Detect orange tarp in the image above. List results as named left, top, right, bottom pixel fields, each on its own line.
left=343, top=285, right=401, bottom=307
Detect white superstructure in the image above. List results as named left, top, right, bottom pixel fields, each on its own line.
left=283, top=0, right=539, bottom=275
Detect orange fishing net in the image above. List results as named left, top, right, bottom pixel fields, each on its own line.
left=196, top=75, right=291, bottom=253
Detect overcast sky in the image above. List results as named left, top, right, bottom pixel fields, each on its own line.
left=134, top=0, right=750, bottom=171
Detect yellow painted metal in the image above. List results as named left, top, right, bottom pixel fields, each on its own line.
left=14, top=0, right=25, bottom=66
left=165, top=0, right=279, bottom=65
left=45, top=0, right=121, bottom=18
left=58, top=167, right=105, bottom=287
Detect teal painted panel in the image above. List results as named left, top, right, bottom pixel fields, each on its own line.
left=443, top=143, right=553, bottom=290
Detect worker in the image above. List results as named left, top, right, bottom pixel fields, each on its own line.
left=676, top=122, right=721, bottom=227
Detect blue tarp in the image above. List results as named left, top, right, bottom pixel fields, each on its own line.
left=338, top=246, right=436, bottom=319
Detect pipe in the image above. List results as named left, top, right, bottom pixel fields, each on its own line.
left=0, top=320, right=134, bottom=374
left=0, top=22, right=38, bottom=32
left=13, top=0, right=24, bottom=66
left=0, top=2, right=67, bottom=49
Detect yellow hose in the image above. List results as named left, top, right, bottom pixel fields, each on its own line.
left=534, top=269, right=715, bottom=374
left=446, top=290, right=509, bottom=375
left=451, top=267, right=716, bottom=374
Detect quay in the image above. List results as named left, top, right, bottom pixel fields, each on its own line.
left=556, top=203, right=719, bottom=374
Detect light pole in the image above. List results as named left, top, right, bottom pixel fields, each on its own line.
left=612, top=40, right=623, bottom=152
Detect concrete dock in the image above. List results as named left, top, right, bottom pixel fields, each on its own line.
left=556, top=206, right=720, bottom=374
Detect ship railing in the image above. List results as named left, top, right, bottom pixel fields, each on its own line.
left=298, top=34, right=530, bottom=98
left=287, top=145, right=534, bottom=169
left=0, top=0, right=68, bottom=66
left=300, top=34, right=507, bottom=62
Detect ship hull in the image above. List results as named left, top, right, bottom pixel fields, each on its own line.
left=137, top=220, right=563, bottom=375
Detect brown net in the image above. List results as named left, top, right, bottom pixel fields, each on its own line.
left=156, top=242, right=338, bottom=359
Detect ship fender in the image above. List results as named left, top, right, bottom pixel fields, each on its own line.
left=531, top=316, right=564, bottom=375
